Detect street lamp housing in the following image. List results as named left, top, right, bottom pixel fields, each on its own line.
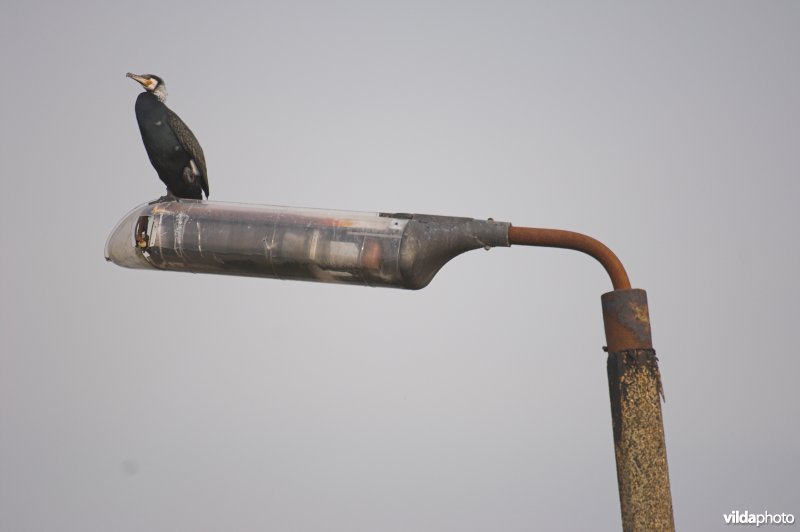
left=105, top=200, right=510, bottom=289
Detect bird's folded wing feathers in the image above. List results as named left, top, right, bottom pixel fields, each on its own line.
left=166, top=108, right=209, bottom=197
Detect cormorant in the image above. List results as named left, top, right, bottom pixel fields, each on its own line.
left=127, top=73, right=209, bottom=200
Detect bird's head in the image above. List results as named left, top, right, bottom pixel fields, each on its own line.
left=127, top=72, right=168, bottom=102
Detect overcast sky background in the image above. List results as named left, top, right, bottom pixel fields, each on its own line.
left=1, top=2, right=798, bottom=530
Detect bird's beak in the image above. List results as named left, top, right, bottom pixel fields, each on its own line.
left=126, top=72, right=150, bottom=88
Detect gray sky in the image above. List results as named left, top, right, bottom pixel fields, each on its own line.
left=1, top=1, right=798, bottom=530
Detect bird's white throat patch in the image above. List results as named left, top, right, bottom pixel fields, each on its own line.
left=153, top=84, right=168, bottom=102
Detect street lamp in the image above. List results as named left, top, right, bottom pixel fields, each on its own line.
left=106, top=199, right=674, bottom=531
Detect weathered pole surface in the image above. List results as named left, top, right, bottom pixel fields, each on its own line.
left=508, top=226, right=674, bottom=531
left=602, top=288, right=674, bottom=531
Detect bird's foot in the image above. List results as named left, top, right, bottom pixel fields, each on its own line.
left=148, top=195, right=176, bottom=204
left=148, top=191, right=179, bottom=204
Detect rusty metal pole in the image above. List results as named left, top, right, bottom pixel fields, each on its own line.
left=602, top=289, right=674, bottom=531
left=508, top=226, right=674, bottom=532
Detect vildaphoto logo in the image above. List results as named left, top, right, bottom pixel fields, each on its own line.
left=723, top=510, right=795, bottom=526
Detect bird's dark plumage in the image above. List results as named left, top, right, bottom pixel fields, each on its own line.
left=127, top=73, right=209, bottom=200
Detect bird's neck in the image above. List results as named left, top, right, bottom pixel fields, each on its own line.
left=153, top=86, right=168, bottom=102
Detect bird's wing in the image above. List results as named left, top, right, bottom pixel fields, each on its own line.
left=166, top=108, right=209, bottom=198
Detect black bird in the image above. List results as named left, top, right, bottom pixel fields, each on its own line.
left=127, top=73, right=209, bottom=200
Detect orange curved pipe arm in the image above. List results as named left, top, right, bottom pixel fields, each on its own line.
left=508, top=226, right=631, bottom=290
